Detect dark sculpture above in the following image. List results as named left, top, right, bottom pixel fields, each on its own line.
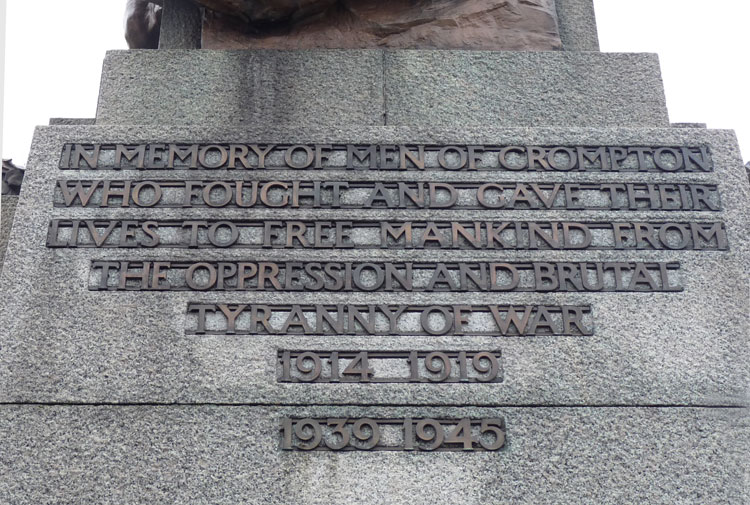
left=198, top=0, right=337, bottom=23
left=125, top=0, right=163, bottom=49
left=2, top=159, right=24, bottom=196
left=126, top=0, right=562, bottom=50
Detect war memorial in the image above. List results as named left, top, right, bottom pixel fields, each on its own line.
left=0, top=0, right=748, bottom=502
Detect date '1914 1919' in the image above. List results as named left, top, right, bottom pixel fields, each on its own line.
left=279, top=350, right=502, bottom=383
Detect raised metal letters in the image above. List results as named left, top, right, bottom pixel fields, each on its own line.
left=91, top=260, right=682, bottom=292
left=279, top=417, right=506, bottom=451
left=48, top=219, right=730, bottom=250
left=44, top=135, right=733, bottom=456
left=278, top=350, right=503, bottom=383
left=59, top=143, right=712, bottom=172
left=186, top=303, right=593, bottom=336
left=55, top=179, right=722, bottom=211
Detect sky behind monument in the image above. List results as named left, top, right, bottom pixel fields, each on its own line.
left=1, top=0, right=748, bottom=165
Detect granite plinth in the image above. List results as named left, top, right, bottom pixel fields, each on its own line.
left=0, top=195, right=18, bottom=271
left=672, top=123, right=707, bottom=129
left=95, top=51, right=668, bottom=127
left=96, top=50, right=386, bottom=126
left=48, top=118, right=97, bottom=126
left=0, top=405, right=746, bottom=505
left=384, top=51, right=668, bottom=127
left=555, top=0, right=599, bottom=51
left=1, top=125, right=747, bottom=407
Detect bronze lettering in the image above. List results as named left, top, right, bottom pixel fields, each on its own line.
left=50, top=219, right=728, bottom=250
left=146, top=144, right=167, bottom=168
left=278, top=350, right=503, bottom=384
left=114, top=145, right=146, bottom=169
left=131, top=182, right=162, bottom=207
left=399, top=145, right=425, bottom=170
left=70, top=144, right=100, bottom=169
left=578, top=146, right=608, bottom=171
left=608, top=147, right=629, bottom=170
left=198, top=145, right=228, bottom=169
left=101, top=181, right=132, bottom=207
left=185, top=262, right=218, bottom=290
left=477, top=183, right=505, bottom=209
left=228, top=144, right=252, bottom=169
left=280, top=417, right=505, bottom=452
left=203, top=181, right=234, bottom=207
left=437, top=146, right=467, bottom=170
left=547, top=147, right=577, bottom=171
left=58, top=180, right=101, bottom=206
left=54, top=179, right=722, bottom=211
left=185, top=304, right=593, bottom=336
left=690, top=222, right=728, bottom=249
left=90, top=260, right=681, bottom=293
left=168, top=145, right=198, bottom=168
left=346, top=144, right=377, bottom=169
left=207, top=221, right=239, bottom=247
left=58, top=143, right=714, bottom=172
left=285, top=145, right=314, bottom=169
left=249, top=144, right=275, bottom=169
left=118, top=262, right=147, bottom=290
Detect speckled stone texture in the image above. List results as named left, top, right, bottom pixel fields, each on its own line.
left=384, top=51, right=667, bottom=127
left=2, top=115, right=748, bottom=502
left=555, top=0, right=599, bottom=51
left=95, top=50, right=668, bottom=127
left=96, top=50, right=386, bottom=126
left=48, top=118, right=96, bottom=125
left=0, top=195, right=18, bottom=271
left=1, top=125, right=748, bottom=407
left=0, top=405, right=746, bottom=504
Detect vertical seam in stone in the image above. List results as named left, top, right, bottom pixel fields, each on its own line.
left=382, top=50, right=388, bottom=126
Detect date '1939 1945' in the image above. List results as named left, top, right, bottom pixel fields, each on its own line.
left=280, top=417, right=506, bottom=452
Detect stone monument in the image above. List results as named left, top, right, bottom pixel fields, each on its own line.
left=1, top=0, right=748, bottom=503
left=0, top=159, right=24, bottom=270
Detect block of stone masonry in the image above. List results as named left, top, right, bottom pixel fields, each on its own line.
left=0, top=125, right=746, bottom=408
left=94, top=50, right=669, bottom=127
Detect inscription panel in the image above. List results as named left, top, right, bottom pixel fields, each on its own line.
left=7, top=127, right=747, bottom=409
left=44, top=138, right=736, bottom=416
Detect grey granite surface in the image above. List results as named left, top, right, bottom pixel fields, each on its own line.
left=384, top=51, right=668, bottom=127
left=672, top=122, right=707, bottom=129
left=95, top=50, right=668, bottom=127
left=0, top=405, right=746, bottom=504
left=555, top=0, right=599, bottom=51
left=0, top=195, right=18, bottom=272
left=96, top=50, right=386, bottom=126
left=48, top=118, right=97, bottom=126
left=1, top=125, right=747, bottom=406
